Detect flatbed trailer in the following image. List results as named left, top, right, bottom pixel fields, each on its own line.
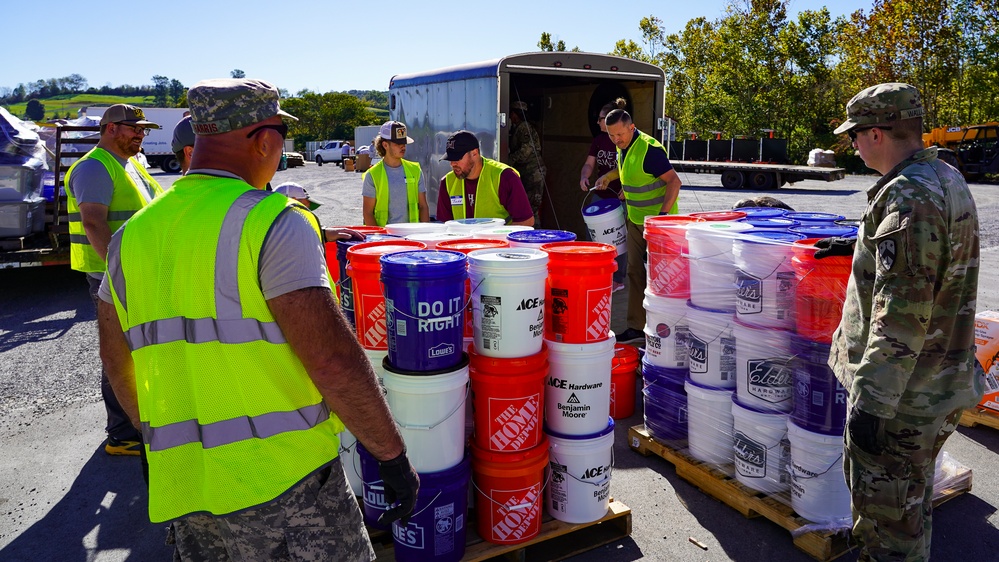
left=670, top=160, right=846, bottom=189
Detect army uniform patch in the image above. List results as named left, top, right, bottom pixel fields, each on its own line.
left=877, top=239, right=896, bottom=270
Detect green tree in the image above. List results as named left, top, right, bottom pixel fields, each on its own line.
left=25, top=99, right=45, bottom=121
left=169, top=79, right=186, bottom=107
left=537, top=32, right=575, bottom=52
left=152, top=75, right=170, bottom=106
left=231, top=69, right=246, bottom=79
left=281, top=91, right=381, bottom=148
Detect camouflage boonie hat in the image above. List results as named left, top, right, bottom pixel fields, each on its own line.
left=187, top=78, right=297, bottom=135
left=834, top=82, right=924, bottom=134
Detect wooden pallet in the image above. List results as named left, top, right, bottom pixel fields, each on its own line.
left=369, top=500, right=631, bottom=561
left=628, top=424, right=973, bottom=562
left=959, top=407, right=999, bottom=430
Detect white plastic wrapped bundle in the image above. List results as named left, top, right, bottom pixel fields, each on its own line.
left=685, top=221, right=753, bottom=311
left=686, top=302, right=737, bottom=388
left=685, top=378, right=735, bottom=466
left=733, top=319, right=794, bottom=412
left=732, top=231, right=803, bottom=330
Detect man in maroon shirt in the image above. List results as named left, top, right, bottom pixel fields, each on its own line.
left=435, top=131, right=535, bottom=225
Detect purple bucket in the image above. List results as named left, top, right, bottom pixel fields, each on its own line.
left=643, top=376, right=688, bottom=441
left=642, top=357, right=687, bottom=388
left=358, top=442, right=391, bottom=530
left=337, top=234, right=400, bottom=330
left=392, top=456, right=470, bottom=562
left=790, top=334, right=847, bottom=435
left=381, top=250, right=468, bottom=372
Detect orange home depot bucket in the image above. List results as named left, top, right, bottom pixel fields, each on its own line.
left=469, top=344, right=547, bottom=452
left=471, top=439, right=549, bottom=545
left=436, top=238, right=511, bottom=339
left=644, top=215, right=704, bottom=298
left=790, top=238, right=853, bottom=343
left=610, top=344, right=641, bottom=419
left=539, top=242, right=617, bottom=343
left=346, top=240, right=427, bottom=350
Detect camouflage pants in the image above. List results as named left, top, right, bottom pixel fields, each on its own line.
left=168, top=457, right=374, bottom=562
left=517, top=165, right=546, bottom=224
left=843, top=407, right=963, bottom=562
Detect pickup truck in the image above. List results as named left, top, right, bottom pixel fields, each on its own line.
left=313, top=140, right=346, bottom=166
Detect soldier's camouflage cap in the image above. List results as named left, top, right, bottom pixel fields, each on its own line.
left=187, top=78, right=297, bottom=136
left=834, top=82, right=924, bottom=134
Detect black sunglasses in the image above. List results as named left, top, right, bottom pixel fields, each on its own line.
left=246, top=123, right=289, bottom=140
left=848, top=125, right=892, bottom=141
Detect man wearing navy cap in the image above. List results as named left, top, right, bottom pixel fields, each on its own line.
left=436, top=130, right=534, bottom=225
left=170, top=115, right=195, bottom=174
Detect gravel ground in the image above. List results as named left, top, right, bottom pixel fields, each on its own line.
left=1, top=163, right=998, bottom=561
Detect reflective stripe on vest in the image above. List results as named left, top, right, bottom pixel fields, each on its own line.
left=445, top=158, right=515, bottom=221
left=366, top=159, right=421, bottom=226
left=617, top=131, right=678, bottom=223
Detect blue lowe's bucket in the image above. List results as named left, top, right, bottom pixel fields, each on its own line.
left=790, top=334, right=847, bottom=435
left=337, top=234, right=399, bottom=330
left=381, top=250, right=468, bottom=372
left=733, top=207, right=787, bottom=219
left=391, top=455, right=471, bottom=562
left=641, top=357, right=687, bottom=387
left=789, top=225, right=859, bottom=239
left=784, top=212, right=845, bottom=225
left=507, top=229, right=577, bottom=249
left=738, top=217, right=800, bottom=230
left=358, top=442, right=392, bottom=530
left=643, top=375, right=687, bottom=442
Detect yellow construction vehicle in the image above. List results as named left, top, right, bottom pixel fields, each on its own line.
left=923, top=122, right=999, bottom=181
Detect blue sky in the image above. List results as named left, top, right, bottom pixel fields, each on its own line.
left=4, top=0, right=873, bottom=95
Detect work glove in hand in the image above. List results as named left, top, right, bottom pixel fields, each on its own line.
left=813, top=237, right=855, bottom=259
left=847, top=408, right=884, bottom=456
left=377, top=449, right=420, bottom=526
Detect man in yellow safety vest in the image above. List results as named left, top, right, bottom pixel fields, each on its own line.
left=362, top=120, right=430, bottom=226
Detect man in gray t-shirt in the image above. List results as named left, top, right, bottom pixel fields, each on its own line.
left=361, top=120, right=429, bottom=226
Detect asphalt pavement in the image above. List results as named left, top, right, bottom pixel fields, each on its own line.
left=2, top=164, right=998, bottom=561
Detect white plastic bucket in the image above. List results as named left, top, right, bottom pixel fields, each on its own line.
left=733, top=233, right=799, bottom=329
left=731, top=397, right=790, bottom=494
left=545, top=419, right=615, bottom=523
left=404, top=231, right=463, bottom=249
left=643, top=290, right=690, bottom=369
left=339, top=429, right=363, bottom=496
left=786, top=420, right=852, bottom=524
left=686, top=222, right=752, bottom=311
left=582, top=198, right=627, bottom=256
left=734, top=319, right=793, bottom=412
left=363, top=347, right=388, bottom=391
left=545, top=336, right=615, bottom=436
left=685, top=301, right=737, bottom=388
left=473, top=225, right=534, bottom=240
left=446, top=217, right=506, bottom=235
left=384, top=222, right=448, bottom=237
left=684, top=378, right=734, bottom=466
left=382, top=359, right=469, bottom=472
left=468, top=248, right=549, bottom=358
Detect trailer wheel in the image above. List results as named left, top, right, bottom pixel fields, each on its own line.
left=720, top=170, right=744, bottom=189
left=316, top=155, right=324, bottom=166
left=749, top=172, right=776, bottom=190
left=161, top=156, right=181, bottom=174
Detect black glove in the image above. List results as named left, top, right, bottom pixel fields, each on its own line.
left=847, top=408, right=884, bottom=456
left=813, top=237, right=855, bottom=259
left=377, top=449, right=420, bottom=526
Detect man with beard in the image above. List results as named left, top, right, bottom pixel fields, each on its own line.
left=65, top=103, right=163, bottom=456
left=435, top=130, right=534, bottom=225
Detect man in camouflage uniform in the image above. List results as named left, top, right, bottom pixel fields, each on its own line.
left=509, top=101, right=547, bottom=224
left=826, top=83, right=983, bottom=561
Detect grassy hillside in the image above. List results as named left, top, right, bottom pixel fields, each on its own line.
left=3, top=94, right=157, bottom=119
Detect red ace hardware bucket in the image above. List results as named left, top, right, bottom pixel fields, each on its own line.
left=644, top=214, right=703, bottom=298
left=545, top=418, right=615, bottom=524
left=380, top=250, right=468, bottom=372
left=545, top=336, right=616, bottom=436
left=391, top=456, right=471, bottom=562
left=468, top=346, right=548, bottom=452
left=610, top=344, right=640, bottom=419
left=471, top=439, right=549, bottom=545
left=347, top=240, right=427, bottom=350
left=436, top=238, right=510, bottom=339
left=540, top=242, right=617, bottom=343
left=467, top=248, right=549, bottom=358
left=790, top=238, right=853, bottom=343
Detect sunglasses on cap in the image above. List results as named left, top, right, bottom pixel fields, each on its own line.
left=246, top=123, right=289, bottom=140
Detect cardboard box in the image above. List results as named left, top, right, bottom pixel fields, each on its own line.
left=975, top=311, right=999, bottom=412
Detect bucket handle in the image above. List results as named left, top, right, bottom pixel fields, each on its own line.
left=785, top=450, right=844, bottom=481
left=548, top=448, right=615, bottom=488
left=470, top=465, right=552, bottom=511
left=393, top=383, right=470, bottom=431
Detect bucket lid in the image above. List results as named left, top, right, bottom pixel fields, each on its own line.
left=686, top=299, right=734, bottom=316
left=469, top=343, right=548, bottom=374
left=690, top=210, right=748, bottom=222
left=739, top=217, right=800, bottom=229
left=472, top=226, right=533, bottom=240
left=404, top=231, right=464, bottom=243
left=740, top=230, right=806, bottom=244
left=466, top=247, right=548, bottom=267
left=790, top=225, right=859, bottom=238
left=436, top=238, right=510, bottom=253
left=784, top=212, right=845, bottom=223
left=539, top=241, right=617, bottom=261
left=447, top=218, right=505, bottom=227
left=732, top=207, right=786, bottom=218
left=384, top=222, right=449, bottom=235
left=644, top=214, right=703, bottom=235
left=582, top=197, right=622, bottom=217
left=686, top=221, right=753, bottom=237
left=507, top=229, right=577, bottom=245
left=545, top=417, right=615, bottom=440
left=612, top=344, right=640, bottom=367
left=337, top=225, right=388, bottom=235
left=346, top=240, right=427, bottom=263
left=380, top=249, right=468, bottom=278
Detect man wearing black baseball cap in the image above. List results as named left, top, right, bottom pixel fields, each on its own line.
left=170, top=114, right=195, bottom=174
left=435, top=130, right=534, bottom=225
left=64, top=103, right=164, bottom=456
